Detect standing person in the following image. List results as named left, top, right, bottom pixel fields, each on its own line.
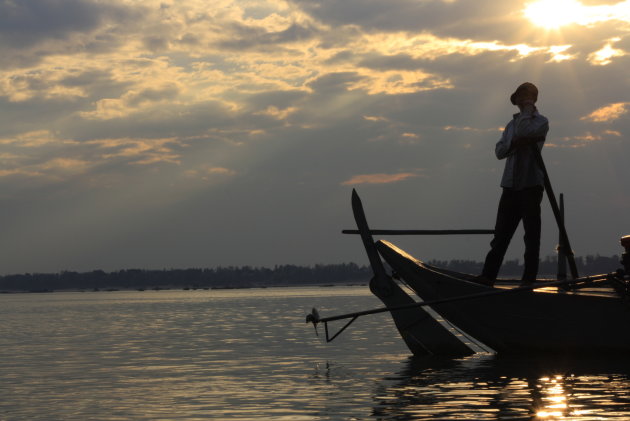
left=476, top=82, right=549, bottom=287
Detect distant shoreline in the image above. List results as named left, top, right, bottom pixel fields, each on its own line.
left=0, top=282, right=370, bottom=294
left=0, top=263, right=372, bottom=293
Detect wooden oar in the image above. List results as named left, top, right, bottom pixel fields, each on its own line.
left=531, top=146, right=579, bottom=279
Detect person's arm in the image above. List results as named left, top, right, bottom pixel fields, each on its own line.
left=495, top=124, right=513, bottom=159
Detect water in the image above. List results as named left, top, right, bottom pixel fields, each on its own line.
left=2, top=286, right=630, bottom=420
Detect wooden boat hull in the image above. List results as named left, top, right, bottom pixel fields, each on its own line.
left=377, top=240, right=630, bottom=355
left=368, top=275, right=474, bottom=356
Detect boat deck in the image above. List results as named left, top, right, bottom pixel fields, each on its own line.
left=492, top=281, right=617, bottom=298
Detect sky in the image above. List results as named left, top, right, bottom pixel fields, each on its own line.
left=1, top=0, right=630, bottom=275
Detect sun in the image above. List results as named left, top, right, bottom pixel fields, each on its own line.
left=524, top=0, right=587, bottom=29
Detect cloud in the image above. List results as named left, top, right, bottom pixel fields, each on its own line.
left=89, top=137, right=182, bottom=165
left=550, top=129, right=623, bottom=147
left=356, top=32, right=552, bottom=62
left=0, top=156, right=91, bottom=180
left=184, top=165, right=237, bottom=181
left=341, top=172, right=421, bottom=185
left=80, top=83, right=181, bottom=120
left=354, top=69, right=452, bottom=95
left=0, top=0, right=141, bottom=69
left=306, top=72, right=363, bottom=93
left=215, top=21, right=320, bottom=50
left=443, top=125, right=503, bottom=133
left=401, top=132, right=419, bottom=138
left=363, top=115, right=389, bottom=122
left=254, top=105, right=298, bottom=120
left=0, top=128, right=184, bottom=191
left=288, top=0, right=518, bottom=36
left=588, top=38, right=628, bottom=65
left=0, top=129, right=60, bottom=147
left=0, top=0, right=134, bottom=47
left=581, top=102, right=630, bottom=122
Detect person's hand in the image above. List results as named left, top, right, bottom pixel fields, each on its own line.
left=511, top=136, right=539, bottom=149
left=511, top=137, right=527, bottom=148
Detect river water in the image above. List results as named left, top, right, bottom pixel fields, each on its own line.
left=2, top=286, right=630, bottom=420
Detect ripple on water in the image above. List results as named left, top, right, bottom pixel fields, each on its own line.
left=2, top=288, right=630, bottom=420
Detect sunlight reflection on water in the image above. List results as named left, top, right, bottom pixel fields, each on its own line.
left=1, top=287, right=630, bottom=420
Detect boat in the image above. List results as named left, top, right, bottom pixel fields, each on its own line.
left=377, top=239, right=630, bottom=355
left=306, top=189, right=630, bottom=357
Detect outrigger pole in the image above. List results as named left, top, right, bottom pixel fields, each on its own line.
left=306, top=272, right=612, bottom=343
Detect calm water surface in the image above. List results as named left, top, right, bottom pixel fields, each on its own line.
left=2, top=286, right=630, bottom=420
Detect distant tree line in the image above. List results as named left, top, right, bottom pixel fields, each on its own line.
left=0, top=263, right=372, bottom=292
left=0, top=254, right=622, bottom=292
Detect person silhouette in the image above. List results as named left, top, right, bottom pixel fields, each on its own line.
left=476, top=82, right=549, bottom=287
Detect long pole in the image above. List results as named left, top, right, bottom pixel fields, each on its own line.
left=532, top=146, right=579, bottom=279
left=557, top=193, right=567, bottom=280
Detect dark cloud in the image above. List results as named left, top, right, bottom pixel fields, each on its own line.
left=246, top=90, right=309, bottom=111
left=0, top=97, right=86, bottom=137
left=324, top=50, right=357, bottom=65
left=306, top=72, right=364, bottom=93
left=289, top=0, right=518, bottom=38
left=59, top=69, right=112, bottom=87
left=125, top=84, right=180, bottom=107
left=0, top=0, right=137, bottom=48
left=216, top=22, right=320, bottom=49
left=143, top=35, right=170, bottom=52
left=0, top=0, right=145, bottom=70
left=176, top=33, right=200, bottom=46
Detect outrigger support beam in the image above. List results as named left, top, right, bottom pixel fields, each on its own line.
left=306, top=272, right=615, bottom=339
left=342, top=229, right=494, bottom=235
left=325, top=316, right=358, bottom=343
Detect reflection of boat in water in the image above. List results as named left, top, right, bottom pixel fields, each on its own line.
left=371, top=354, right=630, bottom=420
left=307, top=189, right=630, bottom=357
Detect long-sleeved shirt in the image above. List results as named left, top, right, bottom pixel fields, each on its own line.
left=495, top=109, right=549, bottom=190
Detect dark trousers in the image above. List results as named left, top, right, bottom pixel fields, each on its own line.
left=482, top=186, right=544, bottom=281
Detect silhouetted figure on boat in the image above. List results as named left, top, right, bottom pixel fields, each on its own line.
left=476, top=82, right=549, bottom=287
